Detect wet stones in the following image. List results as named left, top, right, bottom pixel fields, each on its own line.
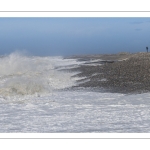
left=73, top=52, right=150, bottom=94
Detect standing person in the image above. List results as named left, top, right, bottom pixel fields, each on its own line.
left=146, top=47, right=148, bottom=52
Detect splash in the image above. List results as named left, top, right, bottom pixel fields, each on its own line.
left=0, top=52, right=80, bottom=97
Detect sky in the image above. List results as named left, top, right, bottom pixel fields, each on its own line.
left=0, top=17, right=150, bottom=56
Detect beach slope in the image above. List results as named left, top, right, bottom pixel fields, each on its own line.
left=70, top=52, right=150, bottom=94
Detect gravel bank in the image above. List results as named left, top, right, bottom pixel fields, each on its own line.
left=71, top=52, right=150, bottom=94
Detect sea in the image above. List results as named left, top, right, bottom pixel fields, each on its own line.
left=0, top=52, right=150, bottom=133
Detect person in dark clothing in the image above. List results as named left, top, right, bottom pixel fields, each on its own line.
left=146, top=47, right=148, bottom=52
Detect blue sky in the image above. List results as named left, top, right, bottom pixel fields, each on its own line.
left=0, top=17, right=150, bottom=56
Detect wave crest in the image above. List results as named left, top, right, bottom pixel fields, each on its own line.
left=0, top=52, right=79, bottom=97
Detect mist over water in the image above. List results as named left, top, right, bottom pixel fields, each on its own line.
left=0, top=52, right=81, bottom=97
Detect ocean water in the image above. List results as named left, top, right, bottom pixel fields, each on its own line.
left=0, top=52, right=150, bottom=133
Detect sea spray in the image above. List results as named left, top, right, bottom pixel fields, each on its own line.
left=0, top=52, right=83, bottom=97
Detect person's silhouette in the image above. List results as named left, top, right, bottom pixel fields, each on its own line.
left=146, top=47, right=148, bottom=52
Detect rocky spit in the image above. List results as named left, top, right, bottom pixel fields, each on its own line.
left=69, top=52, right=150, bottom=94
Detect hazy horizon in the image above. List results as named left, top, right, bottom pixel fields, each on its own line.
left=0, top=17, right=150, bottom=56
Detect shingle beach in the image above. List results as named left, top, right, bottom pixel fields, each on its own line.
left=69, top=52, right=150, bottom=94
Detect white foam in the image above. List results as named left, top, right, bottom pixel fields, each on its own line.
left=0, top=90, right=150, bottom=132
left=1, top=52, right=150, bottom=133
left=0, top=52, right=82, bottom=97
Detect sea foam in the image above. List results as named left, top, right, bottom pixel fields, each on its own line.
left=0, top=52, right=82, bottom=97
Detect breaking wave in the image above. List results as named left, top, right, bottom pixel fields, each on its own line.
left=0, top=52, right=81, bottom=97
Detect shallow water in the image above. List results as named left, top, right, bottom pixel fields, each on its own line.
left=0, top=52, right=150, bottom=132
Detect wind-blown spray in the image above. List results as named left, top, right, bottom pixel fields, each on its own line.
left=0, top=52, right=81, bottom=97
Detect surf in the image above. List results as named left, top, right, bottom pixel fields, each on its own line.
left=0, top=52, right=81, bottom=97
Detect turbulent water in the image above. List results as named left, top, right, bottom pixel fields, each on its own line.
left=1, top=52, right=150, bottom=133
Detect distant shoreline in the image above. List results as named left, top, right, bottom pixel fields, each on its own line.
left=69, top=52, right=150, bottom=94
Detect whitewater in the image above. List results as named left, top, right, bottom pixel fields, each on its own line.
left=0, top=52, right=150, bottom=132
